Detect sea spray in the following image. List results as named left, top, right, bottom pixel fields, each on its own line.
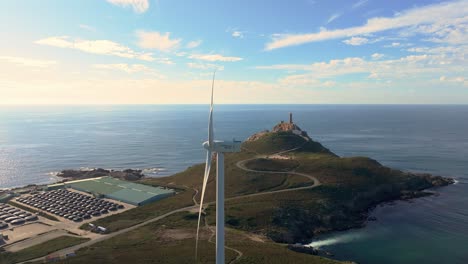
left=142, top=167, right=167, bottom=176
left=306, top=232, right=368, bottom=249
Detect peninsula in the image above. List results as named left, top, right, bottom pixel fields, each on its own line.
left=145, top=114, right=452, bottom=244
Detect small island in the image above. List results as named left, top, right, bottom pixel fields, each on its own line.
left=57, top=168, right=145, bottom=181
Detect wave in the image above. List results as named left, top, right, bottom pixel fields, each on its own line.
left=306, top=232, right=367, bottom=249
left=142, top=167, right=167, bottom=176
left=47, top=171, right=60, bottom=177
left=79, top=167, right=96, bottom=171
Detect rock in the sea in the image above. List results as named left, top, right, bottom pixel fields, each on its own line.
left=57, top=168, right=145, bottom=181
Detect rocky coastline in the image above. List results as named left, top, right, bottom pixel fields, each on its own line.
left=57, top=168, right=145, bottom=181
left=287, top=174, right=454, bottom=256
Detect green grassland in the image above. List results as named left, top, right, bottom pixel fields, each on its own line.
left=55, top=212, right=346, bottom=264
left=0, top=236, right=89, bottom=264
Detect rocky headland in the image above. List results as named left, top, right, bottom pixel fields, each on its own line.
left=150, top=115, right=453, bottom=245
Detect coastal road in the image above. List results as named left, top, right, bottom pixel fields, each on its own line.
left=18, top=145, right=321, bottom=264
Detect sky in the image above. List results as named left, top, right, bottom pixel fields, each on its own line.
left=0, top=0, right=466, bottom=104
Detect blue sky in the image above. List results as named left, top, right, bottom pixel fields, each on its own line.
left=0, top=0, right=466, bottom=104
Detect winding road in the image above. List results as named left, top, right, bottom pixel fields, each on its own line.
left=18, top=145, right=321, bottom=264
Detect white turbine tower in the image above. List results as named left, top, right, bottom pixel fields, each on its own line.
left=195, top=72, right=241, bottom=264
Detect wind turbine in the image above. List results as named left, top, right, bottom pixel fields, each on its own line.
left=195, top=72, right=241, bottom=264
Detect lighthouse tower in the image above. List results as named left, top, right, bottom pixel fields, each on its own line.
left=289, top=112, right=293, bottom=124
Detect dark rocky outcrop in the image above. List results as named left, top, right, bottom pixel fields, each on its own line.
left=57, top=168, right=144, bottom=181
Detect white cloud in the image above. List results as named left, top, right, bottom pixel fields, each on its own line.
left=400, top=15, right=468, bottom=44
left=226, top=28, right=246, bottom=39
left=371, top=53, right=384, bottom=59
left=106, top=0, right=149, bottom=13
left=157, top=58, right=175, bottom=65
left=383, top=42, right=414, bottom=48
left=352, top=0, right=368, bottom=9
left=232, top=31, right=244, bottom=38
left=36, top=36, right=72, bottom=48
left=136, top=31, right=181, bottom=52
left=35, top=36, right=155, bottom=61
left=175, top=52, right=188, bottom=57
left=187, top=62, right=224, bottom=71
left=408, top=45, right=467, bottom=55
left=93, top=63, right=164, bottom=77
left=343, top=36, right=369, bottom=46
left=439, top=75, right=466, bottom=83
left=326, top=13, right=342, bottom=24
left=256, top=50, right=466, bottom=83
left=189, top=54, right=243, bottom=62
left=278, top=75, right=321, bottom=86
left=368, top=72, right=379, bottom=79
left=265, top=0, right=468, bottom=50
left=256, top=64, right=312, bottom=71
left=79, top=24, right=96, bottom=32
left=0, top=56, right=57, bottom=68
left=186, top=40, right=202, bottom=49
left=1, top=65, right=466, bottom=104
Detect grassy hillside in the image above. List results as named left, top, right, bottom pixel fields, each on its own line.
left=242, top=131, right=335, bottom=156
left=58, top=212, right=346, bottom=264
left=143, top=130, right=451, bottom=244
left=0, top=236, right=89, bottom=264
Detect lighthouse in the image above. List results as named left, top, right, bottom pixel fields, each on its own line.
left=289, top=112, right=293, bottom=124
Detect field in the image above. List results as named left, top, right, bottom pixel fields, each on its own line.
left=0, top=236, right=89, bottom=264
left=54, top=212, right=345, bottom=264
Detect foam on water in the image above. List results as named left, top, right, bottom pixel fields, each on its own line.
left=307, top=232, right=367, bottom=249
left=142, top=167, right=167, bottom=176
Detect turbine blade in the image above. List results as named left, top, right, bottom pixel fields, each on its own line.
left=195, top=150, right=212, bottom=260
left=208, top=71, right=215, bottom=147
left=208, top=107, right=213, bottom=147
left=211, top=70, right=215, bottom=107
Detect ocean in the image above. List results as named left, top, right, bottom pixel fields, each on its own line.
left=1, top=104, right=467, bottom=263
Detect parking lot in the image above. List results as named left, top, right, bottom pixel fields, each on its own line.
left=16, top=189, right=126, bottom=223
left=0, top=203, right=38, bottom=229
left=0, top=189, right=134, bottom=251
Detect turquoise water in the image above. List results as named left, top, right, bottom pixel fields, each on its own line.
left=0, top=104, right=467, bottom=263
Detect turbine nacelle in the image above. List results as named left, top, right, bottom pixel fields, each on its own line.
left=203, top=140, right=242, bottom=153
